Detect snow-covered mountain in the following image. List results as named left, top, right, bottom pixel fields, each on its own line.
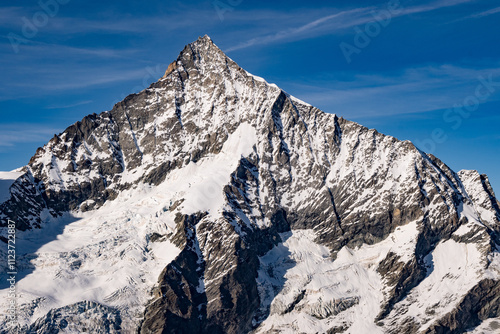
left=1, top=35, right=499, bottom=334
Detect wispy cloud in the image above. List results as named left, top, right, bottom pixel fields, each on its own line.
left=0, top=8, right=215, bottom=35
left=0, top=124, right=59, bottom=148
left=226, top=0, right=475, bottom=52
left=0, top=39, right=142, bottom=60
left=45, top=100, right=93, bottom=109
left=462, top=6, right=500, bottom=19
left=9, top=66, right=161, bottom=92
left=225, top=7, right=373, bottom=52
left=399, top=0, right=473, bottom=15
left=0, top=7, right=26, bottom=27
left=0, top=40, right=167, bottom=96
left=36, top=15, right=203, bottom=35
left=285, top=64, right=500, bottom=119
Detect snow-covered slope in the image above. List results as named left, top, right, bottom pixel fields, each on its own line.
left=0, top=36, right=499, bottom=334
left=0, top=171, right=23, bottom=204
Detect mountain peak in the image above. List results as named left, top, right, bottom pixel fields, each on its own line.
left=197, top=34, right=213, bottom=43
left=0, top=36, right=499, bottom=334
left=187, top=34, right=217, bottom=52
left=161, top=34, right=230, bottom=80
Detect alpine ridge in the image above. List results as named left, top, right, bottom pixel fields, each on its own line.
left=0, top=35, right=499, bottom=334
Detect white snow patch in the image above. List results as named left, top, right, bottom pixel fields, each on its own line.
left=387, top=238, right=484, bottom=331
left=153, top=122, right=257, bottom=215
left=289, top=95, right=312, bottom=108
left=0, top=171, right=23, bottom=204
left=255, top=222, right=419, bottom=333
left=0, top=185, right=182, bottom=331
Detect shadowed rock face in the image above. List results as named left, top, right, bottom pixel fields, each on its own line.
left=1, top=36, right=499, bottom=333
left=423, top=279, right=500, bottom=334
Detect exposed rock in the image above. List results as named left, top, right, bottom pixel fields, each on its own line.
left=424, top=279, right=500, bottom=334
left=163, top=61, right=179, bottom=78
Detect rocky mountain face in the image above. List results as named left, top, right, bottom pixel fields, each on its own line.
left=0, top=36, right=499, bottom=334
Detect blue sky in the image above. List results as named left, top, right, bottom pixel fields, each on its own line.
left=0, top=0, right=499, bottom=191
